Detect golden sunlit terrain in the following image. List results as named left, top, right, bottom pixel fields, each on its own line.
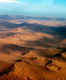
left=0, top=16, right=66, bottom=80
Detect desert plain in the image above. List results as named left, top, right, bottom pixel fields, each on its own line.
left=0, top=15, right=66, bottom=80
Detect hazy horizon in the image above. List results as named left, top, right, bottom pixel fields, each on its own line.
left=0, top=0, right=66, bottom=18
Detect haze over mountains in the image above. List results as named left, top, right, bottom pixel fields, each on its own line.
left=0, top=15, right=66, bottom=80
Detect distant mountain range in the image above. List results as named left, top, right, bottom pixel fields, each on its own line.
left=0, top=15, right=66, bottom=21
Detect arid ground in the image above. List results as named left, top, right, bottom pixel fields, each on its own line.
left=0, top=15, right=66, bottom=80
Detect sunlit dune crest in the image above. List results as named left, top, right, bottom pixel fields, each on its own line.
left=4, top=27, right=54, bottom=41
left=25, top=20, right=66, bottom=26
left=8, top=20, right=24, bottom=24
